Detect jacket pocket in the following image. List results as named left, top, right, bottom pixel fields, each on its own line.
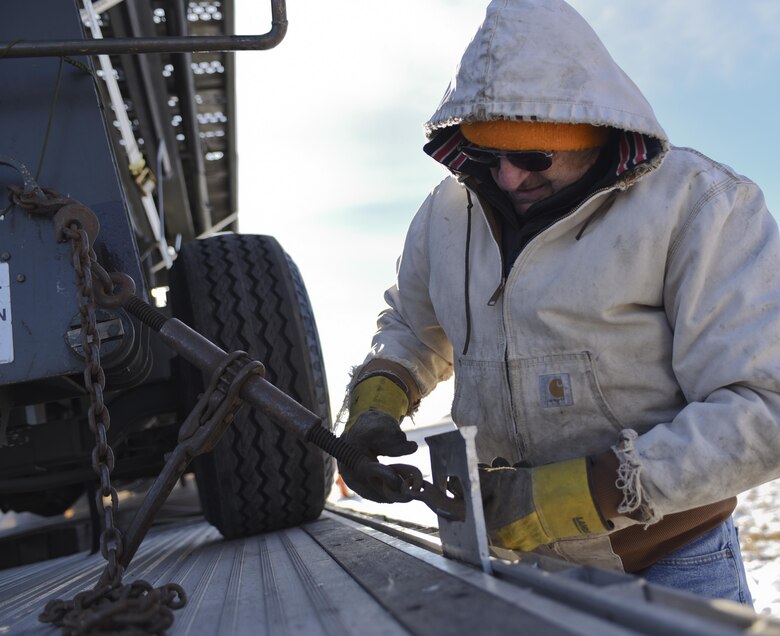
left=508, top=351, right=622, bottom=464
left=451, top=356, right=526, bottom=465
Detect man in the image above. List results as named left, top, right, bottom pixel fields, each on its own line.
left=339, top=0, right=780, bottom=604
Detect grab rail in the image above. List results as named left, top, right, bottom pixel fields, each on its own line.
left=0, top=0, right=287, bottom=58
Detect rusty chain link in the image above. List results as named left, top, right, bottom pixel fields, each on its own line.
left=64, top=221, right=126, bottom=586
left=91, top=350, right=266, bottom=593
left=39, top=581, right=186, bottom=635
left=37, top=217, right=188, bottom=633
left=0, top=175, right=186, bottom=633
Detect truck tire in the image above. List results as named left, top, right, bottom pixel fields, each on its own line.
left=169, top=234, right=334, bottom=538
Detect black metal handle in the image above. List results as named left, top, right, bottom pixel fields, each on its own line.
left=0, top=0, right=287, bottom=58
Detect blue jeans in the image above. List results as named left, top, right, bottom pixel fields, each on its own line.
left=639, top=517, right=753, bottom=606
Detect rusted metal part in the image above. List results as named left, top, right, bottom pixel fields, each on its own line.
left=39, top=580, right=186, bottom=634
left=123, top=295, right=469, bottom=518
left=130, top=302, right=413, bottom=497
left=15, top=182, right=189, bottom=632
left=392, top=463, right=466, bottom=522
left=52, top=202, right=137, bottom=308
left=62, top=221, right=125, bottom=587
left=0, top=0, right=288, bottom=58
left=9, top=184, right=76, bottom=214
left=41, top=257, right=265, bottom=630
left=0, top=155, right=45, bottom=205
left=94, top=351, right=265, bottom=589
left=53, top=203, right=100, bottom=246
left=175, top=352, right=264, bottom=449
left=91, top=269, right=136, bottom=309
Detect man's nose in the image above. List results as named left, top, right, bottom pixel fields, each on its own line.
left=493, top=158, right=532, bottom=191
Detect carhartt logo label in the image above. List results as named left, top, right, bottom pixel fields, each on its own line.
left=539, top=373, right=573, bottom=408
left=549, top=378, right=565, bottom=399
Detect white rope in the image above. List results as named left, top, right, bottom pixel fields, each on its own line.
left=613, top=429, right=662, bottom=526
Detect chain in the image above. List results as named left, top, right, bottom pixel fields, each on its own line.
left=39, top=581, right=185, bottom=636
left=66, top=221, right=125, bottom=586
left=5, top=184, right=187, bottom=633
left=1, top=165, right=128, bottom=587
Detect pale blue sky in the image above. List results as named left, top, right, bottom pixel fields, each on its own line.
left=234, top=1, right=779, bottom=422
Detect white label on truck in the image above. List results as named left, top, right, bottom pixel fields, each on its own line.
left=0, top=262, right=13, bottom=364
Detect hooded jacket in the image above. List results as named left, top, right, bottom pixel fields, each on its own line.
left=356, top=0, right=780, bottom=568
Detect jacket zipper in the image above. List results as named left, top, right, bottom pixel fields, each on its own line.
left=487, top=279, right=505, bottom=306
left=487, top=186, right=616, bottom=306
left=493, top=186, right=616, bottom=461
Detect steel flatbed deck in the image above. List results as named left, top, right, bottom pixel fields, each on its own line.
left=3, top=507, right=779, bottom=636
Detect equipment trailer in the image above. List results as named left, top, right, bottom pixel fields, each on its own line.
left=1, top=2, right=780, bottom=634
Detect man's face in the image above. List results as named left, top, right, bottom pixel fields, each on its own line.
left=491, top=147, right=601, bottom=215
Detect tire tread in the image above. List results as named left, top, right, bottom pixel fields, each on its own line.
left=169, top=234, right=332, bottom=538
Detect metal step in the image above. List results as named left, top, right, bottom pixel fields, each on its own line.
left=2, top=511, right=779, bottom=635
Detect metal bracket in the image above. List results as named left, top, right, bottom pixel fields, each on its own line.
left=425, top=426, right=492, bottom=573
left=66, top=315, right=125, bottom=352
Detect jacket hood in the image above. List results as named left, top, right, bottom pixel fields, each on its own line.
left=425, top=0, right=668, bottom=146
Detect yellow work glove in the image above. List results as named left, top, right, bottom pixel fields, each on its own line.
left=479, top=457, right=610, bottom=552
left=338, top=376, right=417, bottom=503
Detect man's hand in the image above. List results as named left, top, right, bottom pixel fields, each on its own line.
left=339, top=411, right=418, bottom=502
left=338, top=375, right=417, bottom=502
left=479, top=457, right=610, bottom=552
left=342, top=410, right=418, bottom=459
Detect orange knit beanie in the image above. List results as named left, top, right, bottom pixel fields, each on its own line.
left=460, top=120, right=609, bottom=151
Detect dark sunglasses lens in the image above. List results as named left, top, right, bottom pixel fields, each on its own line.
left=462, top=147, right=553, bottom=171
left=507, top=152, right=553, bottom=171
left=461, top=147, right=499, bottom=166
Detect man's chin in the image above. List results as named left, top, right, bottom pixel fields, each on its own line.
left=511, top=187, right=550, bottom=212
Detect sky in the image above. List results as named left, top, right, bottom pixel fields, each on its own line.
left=233, top=0, right=780, bottom=425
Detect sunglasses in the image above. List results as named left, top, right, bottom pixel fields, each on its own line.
left=461, top=145, right=554, bottom=172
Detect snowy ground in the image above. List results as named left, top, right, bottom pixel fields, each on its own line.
left=330, top=419, right=780, bottom=616
left=735, top=482, right=780, bottom=614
